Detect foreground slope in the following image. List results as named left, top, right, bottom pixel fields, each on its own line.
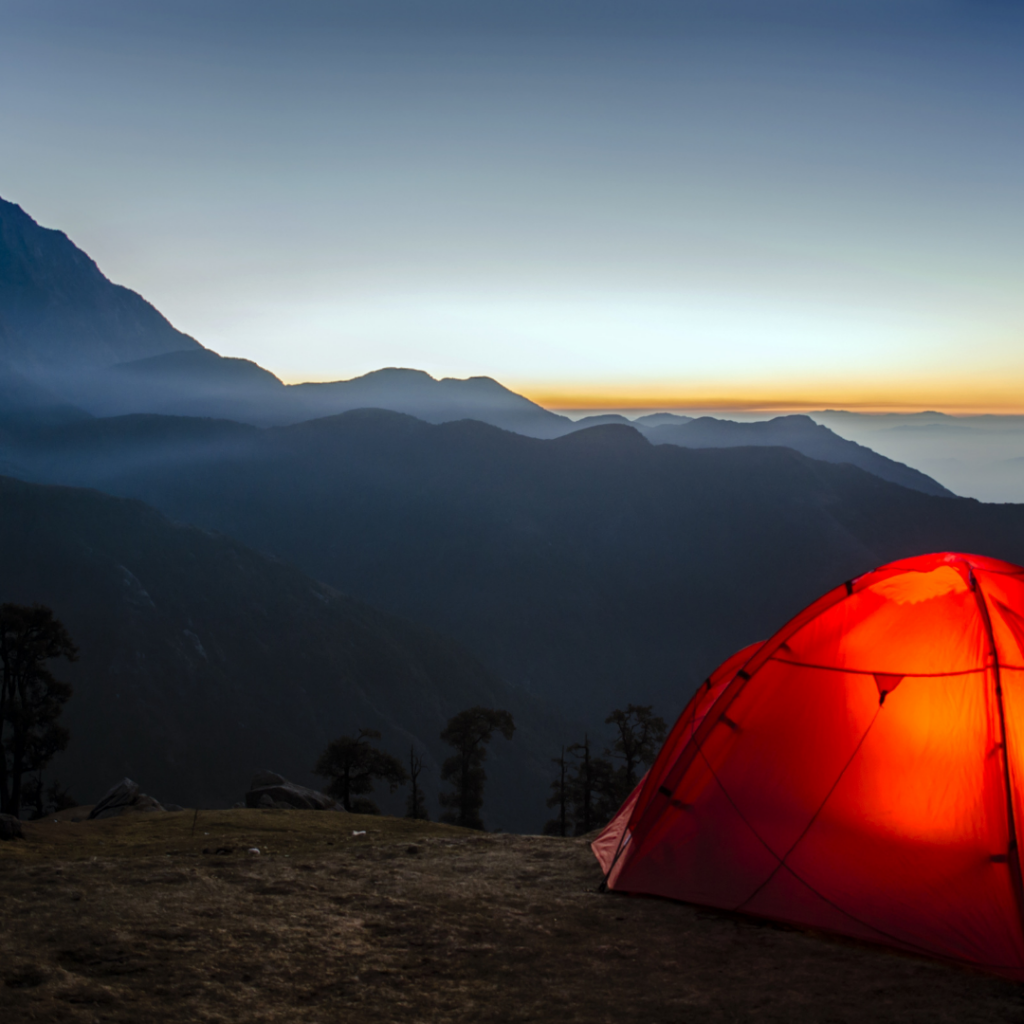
left=13, top=411, right=1024, bottom=727
left=0, top=811, right=1018, bottom=1023
left=0, top=475, right=562, bottom=830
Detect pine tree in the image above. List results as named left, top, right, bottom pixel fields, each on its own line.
left=604, top=704, right=667, bottom=803
left=0, top=604, right=77, bottom=818
left=439, top=707, right=515, bottom=830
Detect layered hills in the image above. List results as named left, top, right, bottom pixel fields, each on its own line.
left=0, top=197, right=572, bottom=434
left=0, top=474, right=562, bottom=831
left=8, top=410, right=1024, bottom=732
left=645, top=414, right=952, bottom=496
left=0, top=195, right=954, bottom=501
left=1, top=193, right=1008, bottom=833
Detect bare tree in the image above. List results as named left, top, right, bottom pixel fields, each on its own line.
left=405, top=745, right=429, bottom=820
left=543, top=746, right=570, bottom=836
left=605, top=704, right=667, bottom=801
left=314, top=728, right=408, bottom=813
left=566, top=734, right=615, bottom=836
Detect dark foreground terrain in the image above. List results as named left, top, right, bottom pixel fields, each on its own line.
left=1, top=811, right=1021, bottom=1023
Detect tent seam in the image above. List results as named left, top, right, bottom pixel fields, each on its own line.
left=770, top=658, right=992, bottom=677
left=733, top=705, right=882, bottom=913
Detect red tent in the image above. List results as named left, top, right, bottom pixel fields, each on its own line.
left=594, top=552, right=1024, bottom=977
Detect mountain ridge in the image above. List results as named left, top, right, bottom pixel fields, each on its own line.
left=0, top=472, right=564, bottom=830
left=0, top=193, right=954, bottom=496
left=0, top=196, right=200, bottom=372
left=647, top=414, right=953, bottom=497
left=7, top=408, right=1021, bottom=735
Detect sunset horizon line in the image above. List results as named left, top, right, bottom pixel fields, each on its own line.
left=277, top=368, right=1024, bottom=417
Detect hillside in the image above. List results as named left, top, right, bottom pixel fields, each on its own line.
left=0, top=475, right=565, bottom=831
left=0, top=811, right=1017, bottom=1023
left=0, top=197, right=199, bottom=374
left=644, top=414, right=952, bottom=497
left=8, top=411, right=1024, bottom=733
left=0, top=194, right=959, bottom=493
left=0, top=196, right=579, bottom=434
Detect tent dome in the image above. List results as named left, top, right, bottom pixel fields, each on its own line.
left=594, top=552, right=1024, bottom=977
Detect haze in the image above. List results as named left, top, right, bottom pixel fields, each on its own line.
left=2, top=0, right=1023, bottom=411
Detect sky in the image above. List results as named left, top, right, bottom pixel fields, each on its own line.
left=1, top=0, right=1023, bottom=411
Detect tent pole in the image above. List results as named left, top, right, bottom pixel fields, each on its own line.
left=970, top=569, right=1024, bottom=936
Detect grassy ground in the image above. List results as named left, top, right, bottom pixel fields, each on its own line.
left=1, top=808, right=1022, bottom=1023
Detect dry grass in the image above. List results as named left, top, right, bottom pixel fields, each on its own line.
left=1, top=808, right=1022, bottom=1023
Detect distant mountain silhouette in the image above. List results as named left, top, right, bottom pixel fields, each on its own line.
left=644, top=414, right=952, bottom=497
left=633, top=413, right=694, bottom=428
left=288, top=368, right=572, bottom=437
left=0, top=197, right=200, bottom=374
left=6, top=410, right=1022, bottom=734
left=812, top=410, right=1024, bottom=504
left=568, top=413, right=636, bottom=428
left=0, top=474, right=564, bottom=830
left=0, top=195, right=579, bottom=434
left=0, top=195, right=956, bottom=494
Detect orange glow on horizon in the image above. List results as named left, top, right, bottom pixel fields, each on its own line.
left=276, top=370, right=1024, bottom=416
left=512, top=382, right=1024, bottom=416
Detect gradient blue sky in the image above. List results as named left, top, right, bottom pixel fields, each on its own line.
left=2, top=1, right=1023, bottom=409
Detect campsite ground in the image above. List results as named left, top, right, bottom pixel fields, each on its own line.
left=1, top=810, right=1021, bottom=1023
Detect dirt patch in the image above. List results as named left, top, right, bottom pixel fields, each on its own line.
left=1, top=809, right=1021, bottom=1022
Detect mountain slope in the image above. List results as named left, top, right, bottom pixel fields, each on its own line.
left=0, top=194, right=961, bottom=497
left=0, top=474, right=564, bottom=830
left=0, top=195, right=577, bottom=432
left=289, top=367, right=573, bottom=437
left=9, top=410, right=1023, bottom=732
left=0, top=197, right=200, bottom=372
left=644, top=414, right=952, bottom=497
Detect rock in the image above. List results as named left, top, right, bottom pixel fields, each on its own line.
left=250, top=770, right=287, bottom=790
left=244, top=773, right=341, bottom=811
left=131, top=794, right=166, bottom=813
left=163, top=803, right=184, bottom=812
left=89, top=778, right=140, bottom=819
left=0, top=813, right=24, bottom=840
left=88, top=779, right=167, bottom=819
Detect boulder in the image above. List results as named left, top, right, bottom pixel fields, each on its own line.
left=0, top=813, right=24, bottom=840
left=250, top=770, right=286, bottom=789
left=131, top=793, right=166, bottom=813
left=89, top=778, right=139, bottom=819
left=88, top=778, right=167, bottom=820
left=244, top=772, right=341, bottom=811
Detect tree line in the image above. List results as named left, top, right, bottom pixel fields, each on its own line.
left=314, top=706, right=515, bottom=830
left=0, top=604, right=77, bottom=820
left=1, top=601, right=668, bottom=834
left=543, top=705, right=666, bottom=836
left=316, top=702, right=667, bottom=835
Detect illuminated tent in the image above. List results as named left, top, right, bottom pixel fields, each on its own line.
left=594, top=552, right=1024, bottom=978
